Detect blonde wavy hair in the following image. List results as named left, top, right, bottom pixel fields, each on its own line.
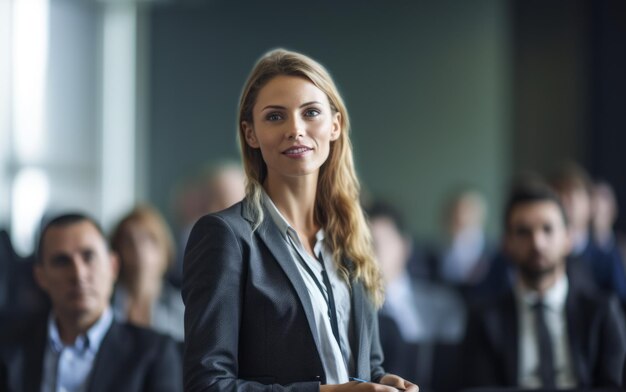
left=238, top=48, right=384, bottom=307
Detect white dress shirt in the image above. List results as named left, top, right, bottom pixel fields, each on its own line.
left=263, top=191, right=353, bottom=384
left=41, top=308, right=113, bottom=392
left=515, top=275, right=577, bottom=388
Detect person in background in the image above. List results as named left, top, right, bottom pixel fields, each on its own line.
left=110, top=204, right=184, bottom=342
left=437, top=188, right=493, bottom=289
left=203, top=161, right=247, bottom=215
left=0, top=227, right=50, bottom=328
left=182, top=48, right=418, bottom=391
left=462, top=181, right=626, bottom=389
left=591, top=180, right=620, bottom=249
left=368, top=201, right=465, bottom=391
left=169, top=161, right=246, bottom=287
left=550, top=163, right=626, bottom=305
left=0, top=213, right=182, bottom=391
left=591, top=180, right=626, bottom=277
left=0, top=228, right=15, bottom=312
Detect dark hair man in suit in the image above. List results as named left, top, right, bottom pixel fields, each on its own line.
left=462, top=181, right=626, bottom=389
left=550, top=163, right=626, bottom=305
left=0, top=213, right=182, bottom=392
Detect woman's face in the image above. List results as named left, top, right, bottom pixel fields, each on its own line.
left=118, top=221, right=167, bottom=279
left=242, top=75, right=341, bottom=182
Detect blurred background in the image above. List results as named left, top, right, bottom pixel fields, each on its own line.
left=0, top=0, right=624, bottom=257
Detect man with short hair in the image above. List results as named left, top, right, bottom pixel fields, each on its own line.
left=462, top=182, right=626, bottom=389
left=368, top=201, right=466, bottom=391
left=550, top=163, right=626, bottom=305
left=0, top=213, right=182, bottom=392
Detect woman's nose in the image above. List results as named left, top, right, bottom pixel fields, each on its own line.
left=286, top=116, right=304, bottom=140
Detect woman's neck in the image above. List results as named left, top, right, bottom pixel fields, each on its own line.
left=265, top=174, right=320, bottom=252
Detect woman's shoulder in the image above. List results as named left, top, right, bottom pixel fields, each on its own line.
left=195, top=201, right=249, bottom=232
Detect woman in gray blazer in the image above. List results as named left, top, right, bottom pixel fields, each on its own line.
left=182, top=49, right=418, bottom=392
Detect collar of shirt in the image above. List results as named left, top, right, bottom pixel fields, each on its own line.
left=47, top=307, right=114, bottom=355
left=261, top=189, right=353, bottom=383
left=515, top=273, right=568, bottom=313
left=261, top=189, right=326, bottom=255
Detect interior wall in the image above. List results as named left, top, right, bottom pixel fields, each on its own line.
left=148, top=0, right=511, bottom=240
left=511, top=0, right=589, bottom=175
left=588, top=0, right=626, bottom=232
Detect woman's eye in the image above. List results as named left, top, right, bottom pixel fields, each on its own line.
left=266, top=113, right=283, bottom=121
left=304, top=108, right=320, bottom=118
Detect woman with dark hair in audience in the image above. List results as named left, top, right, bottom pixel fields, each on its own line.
left=110, top=204, right=184, bottom=341
left=182, top=49, right=418, bottom=391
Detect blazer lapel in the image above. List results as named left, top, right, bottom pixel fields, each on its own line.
left=499, top=292, right=519, bottom=385
left=565, top=287, right=590, bottom=386
left=243, top=202, right=324, bottom=362
left=88, top=322, right=123, bottom=392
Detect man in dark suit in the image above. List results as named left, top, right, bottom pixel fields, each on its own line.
left=462, top=182, right=626, bottom=390
left=368, top=201, right=466, bottom=391
left=0, top=213, right=182, bottom=392
left=550, top=164, right=626, bottom=305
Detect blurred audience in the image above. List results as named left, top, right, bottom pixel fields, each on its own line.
left=550, top=163, right=626, bottom=305
left=438, top=188, right=492, bottom=286
left=0, top=213, right=182, bottom=391
left=591, top=180, right=621, bottom=249
left=0, top=227, right=49, bottom=330
left=462, top=181, right=626, bottom=389
left=427, top=187, right=508, bottom=309
left=110, top=204, right=184, bottom=342
left=0, top=229, right=13, bottom=310
left=368, top=201, right=466, bottom=391
left=169, top=161, right=245, bottom=287
left=591, top=180, right=626, bottom=278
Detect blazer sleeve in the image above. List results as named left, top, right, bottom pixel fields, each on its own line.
left=182, top=215, right=320, bottom=392
left=369, top=309, right=386, bottom=382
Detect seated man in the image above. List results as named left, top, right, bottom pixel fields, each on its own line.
left=550, top=164, right=626, bottom=305
left=0, top=213, right=182, bottom=392
left=462, top=182, right=626, bottom=389
left=368, top=201, right=466, bottom=391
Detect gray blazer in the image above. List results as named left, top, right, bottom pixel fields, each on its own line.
left=182, top=201, right=386, bottom=391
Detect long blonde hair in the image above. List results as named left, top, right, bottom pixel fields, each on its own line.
left=238, top=49, right=384, bottom=307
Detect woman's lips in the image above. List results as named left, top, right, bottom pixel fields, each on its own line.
left=282, top=146, right=313, bottom=157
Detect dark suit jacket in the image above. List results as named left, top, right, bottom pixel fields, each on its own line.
left=575, top=240, right=626, bottom=304
left=378, top=277, right=466, bottom=392
left=182, top=201, right=386, bottom=391
left=0, top=317, right=182, bottom=392
left=461, top=278, right=626, bottom=389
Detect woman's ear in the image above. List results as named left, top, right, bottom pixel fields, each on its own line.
left=242, top=122, right=260, bottom=148
left=330, top=112, right=341, bottom=141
